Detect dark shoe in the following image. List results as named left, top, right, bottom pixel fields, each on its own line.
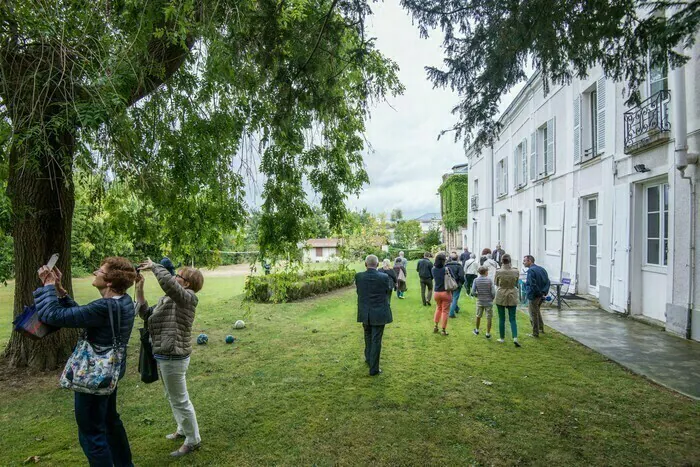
left=485, top=333, right=491, bottom=339
left=427, top=302, right=431, bottom=306
left=441, top=330, right=449, bottom=336
left=514, top=340, right=521, bottom=348
left=473, top=329, right=479, bottom=336
left=171, top=443, right=201, bottom=457
left=165, top=432, right=185, bottom=441
left=369, top=369, right=383, bottom=376
left=433, top=326, right=439, bottom=333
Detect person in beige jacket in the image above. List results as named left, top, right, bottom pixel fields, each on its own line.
left=135, top=258, right=204, bottom=458
left=494, top=254, right=521, bottom=347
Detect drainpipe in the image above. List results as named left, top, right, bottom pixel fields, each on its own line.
left=671, top=48, right=698, bottom=339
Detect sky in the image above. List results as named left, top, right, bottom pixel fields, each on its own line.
left=346, top=1, right=468, bottom=220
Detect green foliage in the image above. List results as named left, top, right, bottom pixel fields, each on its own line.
left=439, top=174, right=469, bottom=231
left=244, top=267, right=355, bottom=303
left=419, top=227, right=442, bottom=250
left=401, top=0, right=700, bottom=151
left=390, top=208, right=403, bottom=222
left=392, top=220, right=422, bottom=249
left=338, top=211, right=389, bottom=260
left=0, top=0, right=403, bottom=278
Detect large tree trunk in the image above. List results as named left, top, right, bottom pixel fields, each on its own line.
left=3, top=130, right=79, bottom=370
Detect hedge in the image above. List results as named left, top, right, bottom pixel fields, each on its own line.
left=244, top=267, right=356, bottom=303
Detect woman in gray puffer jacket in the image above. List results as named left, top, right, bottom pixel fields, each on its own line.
left=135, top=258, right=204, bottom=458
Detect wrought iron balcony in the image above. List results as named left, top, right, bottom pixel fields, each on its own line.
left=624, top=90, right=671, bottom=153
left=470, top=195, right=478, bottom=211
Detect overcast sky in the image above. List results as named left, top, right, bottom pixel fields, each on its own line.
left=346, top=1, right=467, bottom=220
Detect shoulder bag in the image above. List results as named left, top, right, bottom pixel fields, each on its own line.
left=60, top=299, right=125, bottom=395
left=444, top=266, right=459, bottom=291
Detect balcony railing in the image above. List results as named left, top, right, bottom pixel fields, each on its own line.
left=623, top=90, right=671, bottom=152
left=470, top=195, right=478, bottom=211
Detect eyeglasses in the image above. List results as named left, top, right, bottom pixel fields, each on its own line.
left=93, top=269, right=106, bottom=276
left=175, top=274, right=184, bottom=279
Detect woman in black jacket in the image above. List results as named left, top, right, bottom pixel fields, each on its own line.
left=431, top=252, right=452, bottom=335
left=381, top=259, right=398, bottom=290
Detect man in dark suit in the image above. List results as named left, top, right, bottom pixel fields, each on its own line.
left=356, top=254, right=394, bottom=376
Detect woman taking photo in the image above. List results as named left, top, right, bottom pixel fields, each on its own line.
left=135, top=258, right=205, bottom=457
left=35, top=257, right=137, bottom=467
left=431, top=252, right=452, bottom=336
left=494, top=254, right=521, bottom=347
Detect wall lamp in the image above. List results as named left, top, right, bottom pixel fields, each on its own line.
left=506, top=209, right=512, bottom=213
left=634, top=164, right=651, bottom=173
left=535, top=198, right=543, bottom=203
left=472, top=217, right=477, bottom=221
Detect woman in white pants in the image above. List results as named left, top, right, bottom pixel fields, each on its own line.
left=135, top=258, right=204, bottom=457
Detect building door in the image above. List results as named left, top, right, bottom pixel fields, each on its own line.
left=315, top=247, right=323, bottom=258
left=640, top=182, right=669, bottom=322
left=610, top=185, right=630, bottom=313
left=585, top=197, right=599, bottom=296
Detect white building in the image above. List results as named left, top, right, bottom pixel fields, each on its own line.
left=414, top=213, right=442, bottom=233
left=466, top=40, right=699, bottom=341
left=301, top=238, right=342, bottom=262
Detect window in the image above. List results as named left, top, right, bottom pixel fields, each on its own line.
left=645, top=183, right=669, bottom=266
left=496, top=158, right=508, bottom=198
left=513, top=138, right=527, bottom=189
left=575, top=77, right=606, bottom=164
left=534, top=119, right=555, bottom=178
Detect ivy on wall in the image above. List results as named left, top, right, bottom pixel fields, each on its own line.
left=439, top=174, right=469, bottom=231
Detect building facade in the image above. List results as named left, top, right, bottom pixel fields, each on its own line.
left=301, top=238, right=342, bottom=262
left=466, top=40, right=700, bottom=341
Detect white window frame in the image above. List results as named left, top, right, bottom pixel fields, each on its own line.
left=497, top=158, right=508, bottom=198
left=643, top=182, right=669, bottom=267
left=535, top=118, right=555, bottom=179
left=514, top=139, right=528, bottom=189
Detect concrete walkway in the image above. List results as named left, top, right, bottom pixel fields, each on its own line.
left=539, top=307, right=700, bottom=400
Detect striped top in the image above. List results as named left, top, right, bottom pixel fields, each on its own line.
left=471, top=275, right=496, bottom=307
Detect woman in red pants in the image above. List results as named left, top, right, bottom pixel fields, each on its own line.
left=431, top=252, right=452, bottom=336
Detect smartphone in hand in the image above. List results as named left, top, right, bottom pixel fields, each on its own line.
left=46, top=253, right=59, bottom=270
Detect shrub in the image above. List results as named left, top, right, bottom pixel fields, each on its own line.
left=244, top=267, right=356, bottom=303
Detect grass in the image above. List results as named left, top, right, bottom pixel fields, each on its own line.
left=0, top=262, right=698, bottom=466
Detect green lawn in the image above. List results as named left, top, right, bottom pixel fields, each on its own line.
left=0, top=263, right=698, bottom=466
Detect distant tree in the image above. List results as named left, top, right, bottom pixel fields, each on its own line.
left=393, top=220, right=422, bottom=249
left=401, top=0, right=700, bottom=151
left=390, top=208, right=404, bottom=222
left=419, top=227, right=442, bottom=250
left=302, top=206, right=332, bottom=239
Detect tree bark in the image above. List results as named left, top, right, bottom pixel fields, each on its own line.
left=3, top=130, right=79, bottom=370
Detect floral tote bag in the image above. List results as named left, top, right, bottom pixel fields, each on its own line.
left=60, top=299, right=125, bottom=395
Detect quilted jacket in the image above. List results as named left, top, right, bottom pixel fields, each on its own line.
left=135, top=264, right=198, bottom=357
left=34, top=285, right=135, bottom=379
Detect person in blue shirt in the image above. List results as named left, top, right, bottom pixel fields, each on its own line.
left=523, top=255, right=550, bottom=337
left=35, top=257, right=137, bottom=467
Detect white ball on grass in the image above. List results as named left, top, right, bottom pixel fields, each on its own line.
left=234, top=320, right=246, bottom=329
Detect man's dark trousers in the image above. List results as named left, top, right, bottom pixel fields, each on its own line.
left=420, top=278, right=433, bottom=305
left=74, top=389, right=133, bottom=467
left=364, top=324, right=385, bottom=375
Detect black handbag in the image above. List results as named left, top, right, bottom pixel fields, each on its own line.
left=138, top=325, right=159, bottom=384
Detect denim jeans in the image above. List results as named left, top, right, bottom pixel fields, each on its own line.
left=449, top=287, right=462, bottom=317
left=74, top=388, right=133, bottom=467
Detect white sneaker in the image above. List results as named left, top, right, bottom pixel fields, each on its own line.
left=497, top=339, right=505, bottom=343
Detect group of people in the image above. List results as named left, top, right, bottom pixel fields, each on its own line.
left=355, top=245, right=551, bottom=375
left=35, top=256, right=205, bottom=466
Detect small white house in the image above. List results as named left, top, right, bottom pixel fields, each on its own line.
left=301, top=238, right=342, bottom=262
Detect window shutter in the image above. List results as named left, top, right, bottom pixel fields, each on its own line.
left=596, top=76, right=606, bottom=153
left=546, top=118, right=555, bottom=175
left=496, top=162, right=500, bottom=196
left=573, top=94, right=581, bottom=164
left=504, top=158, right=508, bottom=195
left=513, top=146, right=519, bottom=189
left=521, top=138, right=527, bottom=186
left=530, top=132, right=537, bottom=180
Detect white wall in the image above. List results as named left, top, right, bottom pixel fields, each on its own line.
left=465, top=47, right=700, bottom=341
